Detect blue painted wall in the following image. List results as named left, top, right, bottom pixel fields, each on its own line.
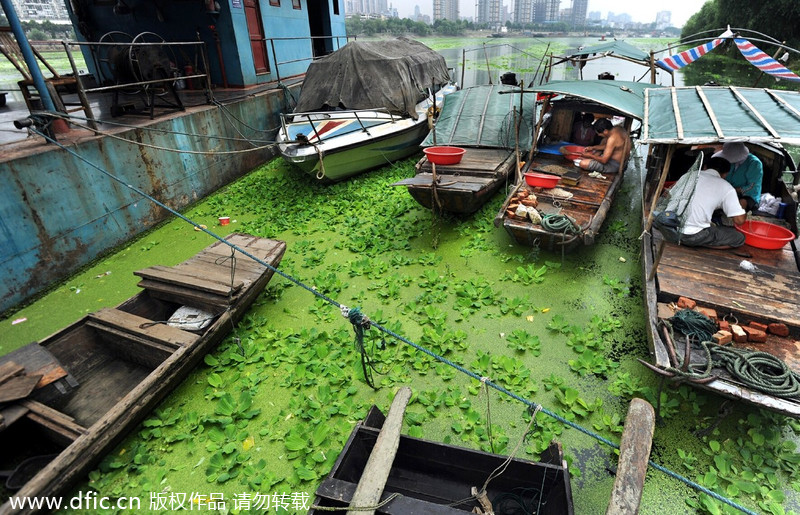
left=0, top=84, right=300, bottom=313
left=68, top=0, right=346, bottom=87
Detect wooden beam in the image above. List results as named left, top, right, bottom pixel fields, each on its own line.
left=606, top=398, right=655, bottom=515
left=346, top=387, right=412, bottom=515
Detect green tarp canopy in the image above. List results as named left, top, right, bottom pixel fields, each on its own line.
left=554, top=40, right=652, bottom=66
left=523, top=80, right=663, bottom=120
left=642, top=86, right=800, bottom=145
left=421, top=84, right=538, bottom=149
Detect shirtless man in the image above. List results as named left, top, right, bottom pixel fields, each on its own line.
left=577, top=118, right=630, bottom=174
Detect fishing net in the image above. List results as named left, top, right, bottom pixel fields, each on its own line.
left=654, top=152, right=703, bottom=239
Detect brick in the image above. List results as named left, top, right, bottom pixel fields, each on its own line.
left=695, top=306, right=718, bottom=322
left=712, top=330, right=732, bottom=345
left=748, top=321, right=768, bottom=332
left=742, top=325, right=767, bottom=343
left=731, top=324, right=748, bottom=343
left=768, top=323, right=789, bottom=337
left=718, top=320, right=730, bottom=332
left=677, top=297, right=696, bottom=309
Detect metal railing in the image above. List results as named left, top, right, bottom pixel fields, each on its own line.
left=279, top=107, right=399, bottom=141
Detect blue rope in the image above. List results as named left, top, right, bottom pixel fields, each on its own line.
left=32, top=126, right=758, bottom=515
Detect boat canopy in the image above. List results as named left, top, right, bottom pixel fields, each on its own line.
left=642, top=86, right=800, bottom=145
left=293, top=37, right=451, bottom=120
left=553, top=40, right=652, bottom=67
left=421, top=84, right=538, bottom=149
left=524, top=80, right=662, bottom=120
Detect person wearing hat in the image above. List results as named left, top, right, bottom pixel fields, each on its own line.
left=578, top=118, right=630, bottom=174
left=712, top=142, right=763, bottom=212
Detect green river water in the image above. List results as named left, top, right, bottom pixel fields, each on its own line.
left=1, top=37, right=799, bottom=515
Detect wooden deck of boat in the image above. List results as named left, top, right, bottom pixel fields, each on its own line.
left=655, top=237, right=800, bottom=371
left=657, top=240, right=800, bottom=327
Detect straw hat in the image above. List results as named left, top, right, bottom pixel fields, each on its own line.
left=712, top=142, right=749, bottom=164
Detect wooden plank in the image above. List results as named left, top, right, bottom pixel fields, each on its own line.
left=138, top=279, right=234, bottom=310
left=89, top=308, right=199, bottom=348
left=0, top=343, right=68, bottom=390
left=134, top=265, right=243, bottom=296
left=0, top=361, right=25, bottom=385
left=0, top=403, right=30, bottom=430
left=87, top=323, right=179, bottom=368
left=0, top=375, right=43, bottom=403
left=347, top=387, right=411, bottom=515
left=606, top=399, right=655, bottom=515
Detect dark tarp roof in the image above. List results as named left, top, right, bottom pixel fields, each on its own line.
left=293, top=37, right=451, bottom=120
left=642, top=86, right=800, bottom=145
left=523, top=80, right=663, bottom=120
left=421, top=84, right=538, bottom=149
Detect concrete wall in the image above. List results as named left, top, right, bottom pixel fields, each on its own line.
left=0, top=84, right=300, bottom=313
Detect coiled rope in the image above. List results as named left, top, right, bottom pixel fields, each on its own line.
left=540, top=213, right=580, bottom=234
left=661, top=312, right=800, bottom=398
left=31, top=124, right=758, bottom=515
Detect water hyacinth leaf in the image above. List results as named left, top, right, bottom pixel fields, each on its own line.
left=216, top=393, right=236, bottom=416
left=204, top=354, right=219, bottom=366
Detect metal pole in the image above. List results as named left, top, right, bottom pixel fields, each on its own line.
left=0, top=0, right=57, bottom=112
left=61, top=41, right=96, bottom=130
left=270, top=39, right=281, bottom=84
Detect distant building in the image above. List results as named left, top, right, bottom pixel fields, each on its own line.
left=514, top=0, right=533, bottom=24
left=433, top=0, right=459, bottom=21
left=10, top=0, right=70, bottom=22
left=347, top=0, right=389, bottom=16
left=476, top=0, right=502, bottom=25
left=571, top=0, right=587, bottom=29
left=655, top=10, right=671, bottom=29
left=587, top=10, right=601, bottom=21
left=533, top=0, right=560, bottom=23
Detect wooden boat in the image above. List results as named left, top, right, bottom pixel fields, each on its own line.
left=640, top=86, right=800, bottom=417
left=310, top=402, right=575, bottom=514
left=0, top=234, right=286, bottom=510
left=310, top=389, right=656, bottom=515
left=276, top=38, right=455, bottom=182
left=494, top=80, right=662, bottom=252
left=392, top=84, right=536, bottom=214
left=393, top=148, right=516, bottom=215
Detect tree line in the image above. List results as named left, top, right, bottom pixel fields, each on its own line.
left=683, top=0, right=800, bottom=50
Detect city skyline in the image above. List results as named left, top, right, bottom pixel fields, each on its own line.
left=389, top=0, right=705, bottom=27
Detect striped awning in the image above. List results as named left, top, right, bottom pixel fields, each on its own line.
left=734, top=38, right=800, bottom=82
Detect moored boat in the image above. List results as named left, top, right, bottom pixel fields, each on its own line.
left=392, top=84, right=536, bottom=214
left=494, top=80, right=661, bottom=252
left=276, top=37, right=455, bottom=182
left=0, top=234, right=286, bottom=511
left=640, top=85, right=800, bottom=417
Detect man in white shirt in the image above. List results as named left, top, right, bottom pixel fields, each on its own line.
left=673, top=156, right=747, bottom=248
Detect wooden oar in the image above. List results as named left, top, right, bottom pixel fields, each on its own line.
left=606, top=398, right=656, bottom=515
left=346, top=387, right=412, bottom=515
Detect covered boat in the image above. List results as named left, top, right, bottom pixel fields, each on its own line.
left=392, top=84, right=537, bottom=214
left=494, top=80, right=662, bottom=252
left=276, top=37, right=454, bottom=182
left=640, top=86, right=800, bottom=417
left=0, top=235, right=286, bottom=509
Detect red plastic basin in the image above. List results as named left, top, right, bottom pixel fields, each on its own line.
left=424, top=146, right=465, bottom=165
left=524, top=172, right=560, bottom=189
left=735, top=220, right=795, bottom=250
left=559, top=145, right=585, bottom=161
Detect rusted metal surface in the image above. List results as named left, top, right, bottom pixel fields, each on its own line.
left=0, top=85, right=298, bottom=313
